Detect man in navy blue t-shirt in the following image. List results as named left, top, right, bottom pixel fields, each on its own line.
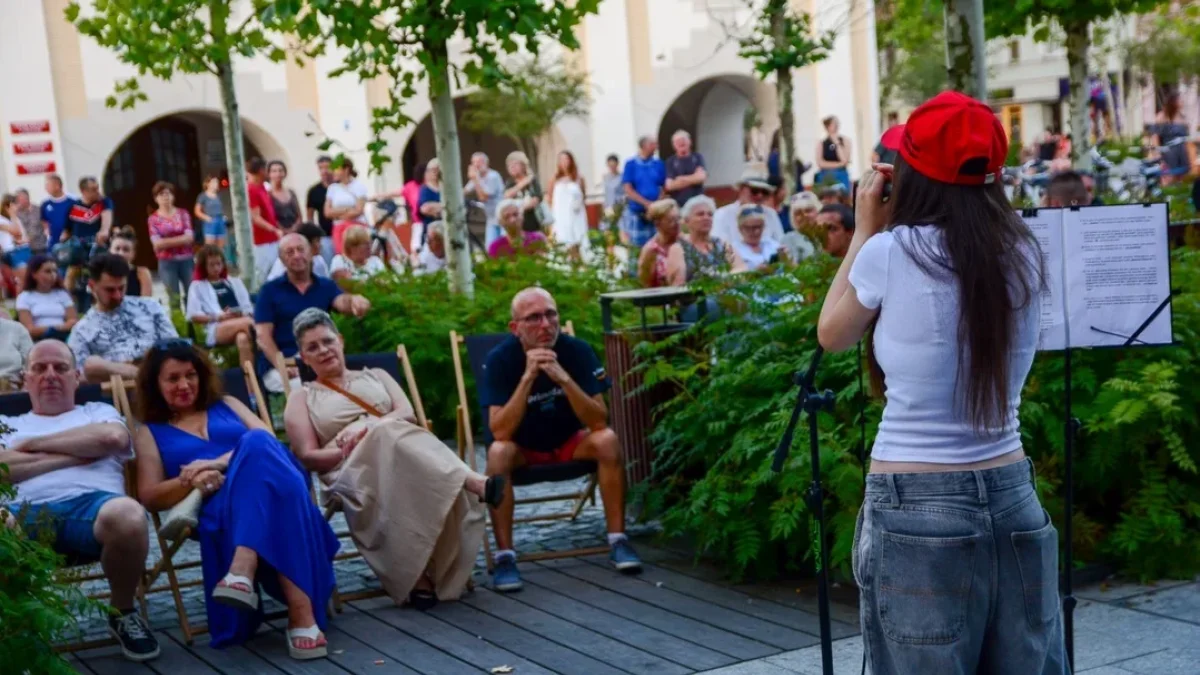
left=64, top=176, right=114, bottom=245
left=39, top=174, right=76, bottom=246
left=480, top=288, right=642, bottom=591
left=253, top=233, right=370, bottom=392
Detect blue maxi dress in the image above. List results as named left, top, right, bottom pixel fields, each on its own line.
left=148, top=401, right=340, bottom=648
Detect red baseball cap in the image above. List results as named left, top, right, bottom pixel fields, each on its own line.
left=899, top=91, right=1007, bottom=186
left=879, top=124, right=905, bottom=152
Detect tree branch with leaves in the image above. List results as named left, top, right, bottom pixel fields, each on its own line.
left=280, top=0, right=600, bottom=296
left=65, top=0, right=300, bottom=290
left=737, top=0, right=835, bottom=195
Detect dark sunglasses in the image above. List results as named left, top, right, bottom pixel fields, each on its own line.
left=749, top=188, right=771, bottom=197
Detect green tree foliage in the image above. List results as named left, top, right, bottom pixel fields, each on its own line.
left=1125, top=5, right=1200, bottom=84
left=737, top=0, right=834, bottom=194
left=65, top=0, right=297, bottom=290
left=282, top=0, right=600, bottom=296
left=460, top=57, right=591, bottom=169
left=877, top=0, right=949, bottom=108
left=985, top=0, right=1167, bottom=168
left=642, top=250, right=1200, bottom=581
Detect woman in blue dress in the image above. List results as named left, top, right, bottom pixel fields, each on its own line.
left=131, top=339, right=339, bottom=659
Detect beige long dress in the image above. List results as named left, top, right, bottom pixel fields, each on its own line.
left=305, top=369, right=485, bottom=604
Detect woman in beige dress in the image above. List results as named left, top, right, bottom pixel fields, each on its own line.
left=283, top=308, right=503, bottom=609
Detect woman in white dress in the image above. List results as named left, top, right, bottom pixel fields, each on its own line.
left=547, top=151, right=590, bottom=258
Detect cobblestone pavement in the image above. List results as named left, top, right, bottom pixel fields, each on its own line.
left=65, top=445, right=660, bottom=643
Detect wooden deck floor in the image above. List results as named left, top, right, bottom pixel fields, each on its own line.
left=69, top=546, right=860, bottom=675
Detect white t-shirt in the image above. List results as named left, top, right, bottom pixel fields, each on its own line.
left=416, top=247, right=446, bottom=275
left=712, top=202, right=785, bottom=245
left=330, top=254, right=385, bottom=280
left=325, top=179, right=369, bottom=224
left=849, top=226, right=1039, bottom=464
left=266, top=255, right=329, bottom=281
left=0, top=215, right=15, bottom=252
left=0, top=402, right=131, bottom=506
left=16, top=289, right=74, bottom=328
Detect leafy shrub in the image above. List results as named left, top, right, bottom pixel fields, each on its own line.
left=340, top=249, right=636, bottom=435
left=1, top=425, right=99, bottom=673
left=642, top=250, right=1200, bottom=582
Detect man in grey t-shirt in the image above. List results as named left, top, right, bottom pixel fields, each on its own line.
left=464, top=152, right=506, bottom=248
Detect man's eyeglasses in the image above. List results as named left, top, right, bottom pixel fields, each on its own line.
left=518, top=309, right=560, bottom=326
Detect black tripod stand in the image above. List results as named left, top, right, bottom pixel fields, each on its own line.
left=773, top=347, right=836, bottom=675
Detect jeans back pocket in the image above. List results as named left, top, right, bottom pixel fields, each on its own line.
left=1011, top=509, right=1059, bottom=629
left=879, top=530, right=981, bottom=644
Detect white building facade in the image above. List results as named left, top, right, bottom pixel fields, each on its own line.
left=0, top=0, right=879, bottom=255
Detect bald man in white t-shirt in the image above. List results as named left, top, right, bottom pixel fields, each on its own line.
left=0, top=341, right=159, bottom=661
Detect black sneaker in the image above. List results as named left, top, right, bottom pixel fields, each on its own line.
left=108, top=610, right=160, bottom=662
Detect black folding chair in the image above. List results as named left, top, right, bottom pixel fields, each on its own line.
left=449, top=323, right=604, bottom=572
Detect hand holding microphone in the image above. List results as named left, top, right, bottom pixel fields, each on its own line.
left=855, top=163, right=893, bottom=239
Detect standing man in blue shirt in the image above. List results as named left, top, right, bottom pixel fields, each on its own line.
left=621, top=136, right=665, bottom=248
left=39, top=174, right=76, bottom=248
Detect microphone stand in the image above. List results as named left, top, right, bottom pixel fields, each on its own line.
left=773, top=347, right=836, bottom=675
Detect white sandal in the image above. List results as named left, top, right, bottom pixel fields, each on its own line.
left=212, top=573, right=258, bottom=612
left=287, top=625, right=328, bottom=660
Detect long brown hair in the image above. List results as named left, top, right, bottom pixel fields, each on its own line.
left=866, top=156, right=1044, bottom=432
left=553, top=150, right=580, bottom=184
left=135, top=342, right=223, bottom=424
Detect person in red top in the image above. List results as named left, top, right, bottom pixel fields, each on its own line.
left=246, top=157, right=283, bottom=283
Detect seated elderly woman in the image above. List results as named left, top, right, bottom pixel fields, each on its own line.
left=283, top=308, right=503, bottom=609
left=132, top=340, right=338, bottom=658
left=415, top=221, right=447, bottom=274
left=731, top=204, right=787, bottom=272
left=781, top=192, right=821, bottom=262
left=488, top=198, right=547, bottom=258
left=330, top=225, right=386, bottom=281
left=187, top=245, right=256, bottom=368
left=636, top=199, right=686, bottom=288
left=678, top=195, right=744, bottom=281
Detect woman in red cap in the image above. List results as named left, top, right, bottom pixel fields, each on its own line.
left=817, top=91, right=1067, bottom=674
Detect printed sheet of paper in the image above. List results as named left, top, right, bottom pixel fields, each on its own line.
left=1061, top=203, right=1172, bottom=348
left=1022, top=210, right=1068, bottom=351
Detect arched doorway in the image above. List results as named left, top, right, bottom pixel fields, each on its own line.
left=102, top=111, right=283, bottom=269
left=656, top=75, right=775, bottom=189
left=400, top=98, right=521, bottom=184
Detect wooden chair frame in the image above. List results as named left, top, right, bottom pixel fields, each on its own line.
left=110, top=378, right=209, bottom=646
left=449, top=322, right=605, bottom=573
left=246, top=345, right=431, bottom=612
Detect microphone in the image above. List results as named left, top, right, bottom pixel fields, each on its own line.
left=772, top=346, right=825, bottom=472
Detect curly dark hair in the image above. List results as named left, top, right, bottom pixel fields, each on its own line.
left=134, top=341, right=223, bottom=424
left=24, top=254, right=60, bottom=292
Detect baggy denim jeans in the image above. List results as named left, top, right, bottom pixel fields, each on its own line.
left=853, top=458, right=1071, bottom=674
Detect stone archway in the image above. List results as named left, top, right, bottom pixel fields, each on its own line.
left=101, top=111, right=286, bottom=269
left=656, top=75, right=777, bottom=189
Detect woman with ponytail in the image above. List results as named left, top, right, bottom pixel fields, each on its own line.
left=817, top=92, right=1066, bottom=674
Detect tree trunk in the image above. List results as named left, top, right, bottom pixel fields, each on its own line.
left=428, top=43, right=474, bottom=296
left=210, top=1, right=256, bottom=290
left=943, top=0, right=987, bottom=100
left=1065, top=21, right=1093, bottom=171
left=769, top=1, right=796, bottom=195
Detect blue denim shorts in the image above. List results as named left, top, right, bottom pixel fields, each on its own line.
left=204, top=215, right=228, bottom=238
left=18, top=491, right=123, bottom=561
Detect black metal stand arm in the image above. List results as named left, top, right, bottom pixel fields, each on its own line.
left=773, top=347, right=837, bottom=675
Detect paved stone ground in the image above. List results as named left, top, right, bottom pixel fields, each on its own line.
left=64, top=444, right=660, bottom=643
left=699, top=577, right=1200, bottom=674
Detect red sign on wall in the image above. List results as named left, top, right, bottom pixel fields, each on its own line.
left=13, top=140, right=53, bottom=154
left=16, top=161, right=57, bottom=175
left=9, top=120, right=52, bottom=135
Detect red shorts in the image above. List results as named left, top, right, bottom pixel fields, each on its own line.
left=520, top=430, right=587, bottom=467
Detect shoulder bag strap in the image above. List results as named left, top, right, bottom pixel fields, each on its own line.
left=317, top=377, right=384, bottom=418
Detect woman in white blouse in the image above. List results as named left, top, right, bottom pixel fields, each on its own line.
left=323, top=157, right=369, bottom=254
left=731, top=204, right=784, bottom=272
left=330, top=226, right=386, bottom=281
left=16, top=254, right=77, bottom=341
left=187, top=245, right=255, bottom=367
